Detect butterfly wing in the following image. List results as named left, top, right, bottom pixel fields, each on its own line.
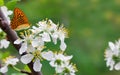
left=11, top=8, right=30, bottom=31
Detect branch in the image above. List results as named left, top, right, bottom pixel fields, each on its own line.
left=0, top=7, right=42, bottom=75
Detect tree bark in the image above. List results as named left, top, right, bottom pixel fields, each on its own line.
left=0, top=7, right=42, bottom=75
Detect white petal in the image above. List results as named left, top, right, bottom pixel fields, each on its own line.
left=1, top=39, right=10, bottom=48
left=52, top=33, right=58, bottom=44
left=31, top=39, right=39, bottom=47
left=48, top=19, right=57, bottom=31
left=55, top=66, right=64, bottom=73
left=64, top=55, right=73, bottom=61
left=27, top=45, right=35, bottom=53
left=0, top=66, right=8, bottom=73
left=109, top=42, right=115, bottom=51
left=49, top=61, right=56, bottom=67
left=60, top=41, right=67, bottom=51
left=1, top=6, right=13, bottom=25
left=31, top=37, right=44, bottom=47
left=42, top=32, right=51, bottom=42
left=14, top=39, right=22, bottom=44
left=33, top=59, right=42, bottom=72
left=41, top=51, right=54, bottom=61
left=6, top=58, right=19, bottom=65
left=20, top=54, right=34, bottom=64
left=19, top=43, right=27, bottom=54
left=115, top=62, right=120, bottom=70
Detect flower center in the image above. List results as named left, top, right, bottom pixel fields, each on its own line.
left=33, top=50, right=41, bottom=59
left=63, top=67, right=70, bottom=74
left=113, top=55, right=120, bottom=63
left=55, top=59, right=62, bottom=65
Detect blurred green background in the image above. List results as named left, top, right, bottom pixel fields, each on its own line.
left=1, top=0, right=120, bottom=75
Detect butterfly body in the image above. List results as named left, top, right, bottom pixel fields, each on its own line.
left=11, top=8, right=30, bottom=31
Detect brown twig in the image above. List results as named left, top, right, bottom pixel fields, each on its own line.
left=0, top=7, right=42, bottom=75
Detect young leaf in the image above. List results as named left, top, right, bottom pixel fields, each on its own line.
left=6, top=0, right=20, bottom=10
left=0, top=0, right=4, bottom=6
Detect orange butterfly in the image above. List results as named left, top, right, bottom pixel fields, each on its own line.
left=10, top=8, right=30, bottom=31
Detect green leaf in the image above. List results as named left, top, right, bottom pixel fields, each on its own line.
left=0, top=0, right=4, bottom=6
left=6, top=0, right=20, bottom=10
left=24, top=65, right=31, bottom=73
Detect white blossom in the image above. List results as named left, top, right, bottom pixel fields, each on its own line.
left=51, top=26, right=68, bottom=51
left=14, top=31, right=43, bottom=54
left=56, top=62, right=77, bottom=75
left=20, top=47, right=49, bottom=72
left=0, top=39, right=10, bottom=49
left=1, top=6, right=13, bottom=25
left=43, top=52, right=76, bottom=75
left=105, top=40, right=120, bottom=70
left=47, top=52, right=73, bottom=68
left=0, top=56, right=19, bottom=73
left=14, top=35, right=32, bottom=54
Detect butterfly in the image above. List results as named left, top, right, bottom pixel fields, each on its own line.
left=10, top=8, right=30, bottom=31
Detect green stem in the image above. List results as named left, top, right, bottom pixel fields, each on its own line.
left=11, top=65, right=21, bottom=72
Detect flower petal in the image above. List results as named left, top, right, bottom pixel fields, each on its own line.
left=6, top=58, right=19, bottom=65
left=31, top=37, right=44, bottom=47
left=55, top=66, right=64, bottom=73
left=0, top=39, right=10, bottom=48
left=41, top=51, right=54, bottom=61
left=115, top=62, right=120, bottom=70
left=20, top=54, right=34, bottom=64
left=42, top=32, right=51, bottom=42
left=109, top=42, right=115, bottom=51
left=52, top=32, right=58, bottom=44
left=60, top=41, right=67, bottom=51
left=14, top=39, right=22, bottom=44
left=0, top=66, right=8, bottom=73
left=33, top=58, right=42, bottom=72
left=19, top=43, right=27, bottom=54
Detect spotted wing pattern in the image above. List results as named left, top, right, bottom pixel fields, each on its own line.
left=10, top=8, right=30, bottom=31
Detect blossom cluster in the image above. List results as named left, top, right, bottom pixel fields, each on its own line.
left=14, top=19, right=77, bottom=74
left=0, top=6, right=77, bottom=75
left=105, top=39, right=120, bottom=70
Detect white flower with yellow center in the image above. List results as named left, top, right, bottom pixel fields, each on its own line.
left=20, top=47, right=53, bottom=72
left=43, top=52, right=76, bottom=74
left=55, top=62, right=77, bottom=75
left=31, top=20, right=57, bottom=43
left=0, top=56, right=19, bottom=73
left=37, top=20, right=52, bottom=42
left=51, top=26, right=68, bottom=51
left=14, top=31, right=44, bottom=54
left=46, top=52, right=73, bottom=68
left=105, top=40, right=120, bottom=70
left=14, top=31, right=34, bottom=54
left=1, top=6, right=13, bottom=25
